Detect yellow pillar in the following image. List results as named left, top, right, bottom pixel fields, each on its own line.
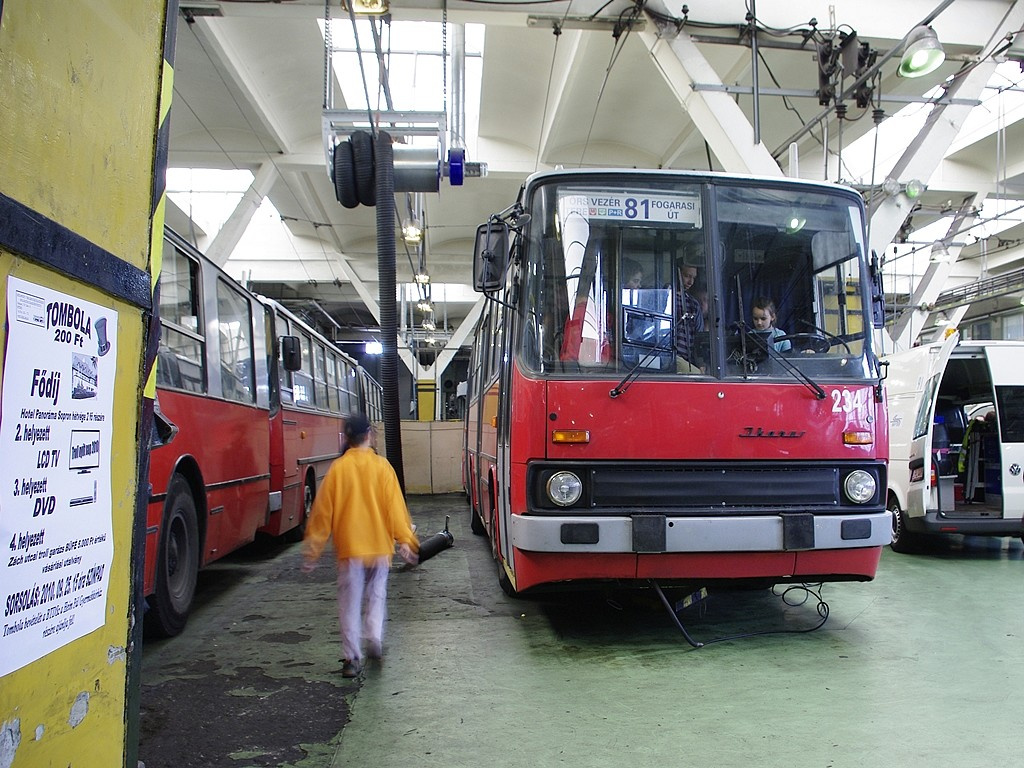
left=0, top=2, right=169, bottom=766
left=416, top=379, right=436, bottom=421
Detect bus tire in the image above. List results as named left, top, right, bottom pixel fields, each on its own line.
left=470, top=501, right=486, bottom=536
left=284, top=475, right=314, bottom=544
left=333, top=140, right=359, bottom=209
left=497, top=561, right=519, bottom=598
left=888, top=496, right=920, bottom=554
left=145, top=475, right=200, bottom=637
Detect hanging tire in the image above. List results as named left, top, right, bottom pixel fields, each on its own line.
left=145, top=475, right=200, bottom=637
left=333, top=140, right=359, bottom=209
left=350, top=130, right=376, bottom=207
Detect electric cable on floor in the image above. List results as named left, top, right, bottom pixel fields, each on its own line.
left=652, top=581, right=830, bottom=648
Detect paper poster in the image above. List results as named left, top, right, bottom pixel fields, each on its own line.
left=1, top=276, right=117, bottom=677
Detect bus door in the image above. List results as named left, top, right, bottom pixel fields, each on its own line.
left=906, top=333, right=959, bottom=518
left=982, top=345, right=1024, bottom=523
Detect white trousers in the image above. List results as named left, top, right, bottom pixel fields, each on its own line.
left=336, top=557, right=390, bottom=662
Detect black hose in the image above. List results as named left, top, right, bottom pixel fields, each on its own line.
left=375, top=131, right=405, bottom=492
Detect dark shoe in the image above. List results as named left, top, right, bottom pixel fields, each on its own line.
left=366, top=640, right=383, bottom=661
left=341, top=659, right=362, bottom=678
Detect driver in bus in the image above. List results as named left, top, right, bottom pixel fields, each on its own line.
left=674, top=257, right=705, bottom=373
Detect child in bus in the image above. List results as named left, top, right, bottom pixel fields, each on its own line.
left=301, top=413, right=419, bottom=678
left=751, top=297, right=792, bottom=352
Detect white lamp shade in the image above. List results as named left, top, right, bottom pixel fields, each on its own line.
left=899, top=26, right=945, bottom=78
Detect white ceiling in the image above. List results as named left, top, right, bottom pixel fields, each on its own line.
left=167, top=0, right=1024, bottom=352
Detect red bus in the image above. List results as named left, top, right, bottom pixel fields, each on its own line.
left=146, top=229, right=381, bottom=635
left=464, top=170, right=891, bottom=599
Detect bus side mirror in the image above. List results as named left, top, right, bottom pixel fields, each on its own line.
left=473, top=220, right=509, bottom=292
left=281, top=335, right=302, bottom=371
left=870, top=251, right=886, bottom=329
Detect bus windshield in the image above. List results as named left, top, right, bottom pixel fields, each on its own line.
left=518, top=176, right=875, bottom=382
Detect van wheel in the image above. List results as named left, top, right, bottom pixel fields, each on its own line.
left=145, top=475, right=200, bottom=637
left=888, top=497, right=919, bottom=554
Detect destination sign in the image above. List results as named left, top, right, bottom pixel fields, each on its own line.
left=558, top=188, right=702, bottom=226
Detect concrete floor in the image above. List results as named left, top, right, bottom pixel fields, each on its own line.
left=139, top=494, right=1024, bottom=768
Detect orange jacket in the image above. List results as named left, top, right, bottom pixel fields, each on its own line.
left=303, top=446, right=419, bottom=563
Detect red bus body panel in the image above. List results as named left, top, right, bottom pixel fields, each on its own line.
left=262, top=405, right=344, bottom=537
left=145, top=390, right=270, bottom=595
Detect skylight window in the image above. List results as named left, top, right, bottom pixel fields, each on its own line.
left=167, top=168, right=256, bottom=238
left=321, top=19, right=484, bottom=154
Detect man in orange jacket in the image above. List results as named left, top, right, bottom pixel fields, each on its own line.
left=302, top=413, right=419, bottom=677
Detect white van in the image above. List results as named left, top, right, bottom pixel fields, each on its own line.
left=885, top=333, right=1024, bottom=551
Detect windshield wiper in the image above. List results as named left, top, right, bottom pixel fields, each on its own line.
left=609, top=344, right=673, bottom=398
left=734, top=321, right=827, bottom=400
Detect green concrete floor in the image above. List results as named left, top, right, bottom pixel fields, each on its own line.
left=139, top=494, right=1024, bottom=768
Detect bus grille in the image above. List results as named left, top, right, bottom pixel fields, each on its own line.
left=527, top=461, right=885, bottom=514
left=593, top=466, right=838, bottom=509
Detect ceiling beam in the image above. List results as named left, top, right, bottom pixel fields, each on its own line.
left=639, top=5, right=782, bottom=176
left=206, top=162, right=277, bottom=267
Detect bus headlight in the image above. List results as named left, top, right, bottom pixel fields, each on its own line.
left=844, top=470, right=876, bottom=504
left=546, top=471, right=583, bottom=507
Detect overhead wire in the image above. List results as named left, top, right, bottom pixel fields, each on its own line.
left=578, top=2, right=644, bottom=167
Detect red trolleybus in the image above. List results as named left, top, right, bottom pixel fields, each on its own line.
left=464, top=170, right=891, bottom=598
left=147, top=229, right=380, bottom=635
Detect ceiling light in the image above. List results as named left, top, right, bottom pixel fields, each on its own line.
left=904, top=179, right=925, bottom=199
left=341, top=0, right=389, bottom=15
left=929, top=241, right=950, bottom=263
left=403, top=220, right=423, bottom=244
left=898, top=26, right=945, bottom=78
left=784, top=214, right=806, bottom=234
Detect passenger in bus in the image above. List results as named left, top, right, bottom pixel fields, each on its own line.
left=301, top=413, right=420, bottom=678
left=751, top=297, right=792, bottom=352
left=674, top=259, right=705, bottom=373
left=622, top=258, right=644, bottom=290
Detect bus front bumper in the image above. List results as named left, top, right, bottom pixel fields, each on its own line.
left=510, top=511, right=893, bottom=553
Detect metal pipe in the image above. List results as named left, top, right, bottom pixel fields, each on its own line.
left=376, top=131, right=406, bottom=492
left=749, top=1, right=760, bottom=145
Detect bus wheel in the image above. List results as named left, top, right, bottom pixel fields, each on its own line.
left=888, top=497, right=919, bottom=554
left=470, top=502, right=486, bottom=536
left=145, top=475, right=200, bottom=637
left=285, top=476, right=314, bottom=544
left=497, top=561, right=519, bottom=598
